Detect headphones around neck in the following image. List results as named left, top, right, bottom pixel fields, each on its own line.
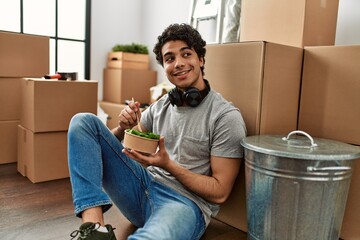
left=168, top=79, right=211, bottom=107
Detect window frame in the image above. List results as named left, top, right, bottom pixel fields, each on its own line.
left=0, top=0, right=91, bottom=79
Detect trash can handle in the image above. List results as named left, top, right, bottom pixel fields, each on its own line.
left=307, top=166, right=352, bottom=172
left=282, top=130, right=318, bottom=147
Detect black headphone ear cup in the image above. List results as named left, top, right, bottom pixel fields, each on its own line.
left=183, top=87, right=202, bottom=107
left=168, top=88, right=183, bottom=107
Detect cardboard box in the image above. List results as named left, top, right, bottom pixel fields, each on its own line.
left=108, top=52, right=149, bottom=63
left=107, top=61, right=149, bottom=70
left=99, top=101, right=145, bottom=130
left=205, top=42, right=303, bottom=231
left=0, top=120, right=20, bottom=164
left=17, top=125, right=69, bottom=183
left=298, top=45, right=360, bottom=239
left=240, top=0, right=339, bottom=47
left=0, top=32, right=49, bottom=77
left=206, top=42, right=303, bottom=137
left=103, top=68, right=157, bottom=105
left=21, top=78, right=98, bottom=133
left=341, top=158, right=360, bottom=239
left=0, top=77, right=21, bottom=120
left=107, top=52, right=149, bottom=70
left=298, top=45, right=360, bottom=146
left=99, top=101, right=127, bottom=130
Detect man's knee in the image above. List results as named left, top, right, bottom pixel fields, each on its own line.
left=69, top=112, right=97, bottom=130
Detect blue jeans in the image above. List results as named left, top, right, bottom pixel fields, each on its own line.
left=68, top=113, right=206, bottom=240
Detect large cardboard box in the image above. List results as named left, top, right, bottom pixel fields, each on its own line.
left=21, top=79, right=98, bottom=133
left=205, top=42, right=304, bottom=231
left=206, top=42, right=303, bottom=137
left=17, top=125, right=69, bottom=183
left=240, top=0, right=339, bottom=47
left=103, top=68, right=157, bottom=105
left=0, top=32, right=49, bottom=77
left=0, top=77, right=21, bottom=120
left=298, top=45, right=360, bottom=146
left=107, top=52, right=150, bottom=70
left=0, top=120, right=20, bottom=164
left=298, top=45, right=360, bottom=239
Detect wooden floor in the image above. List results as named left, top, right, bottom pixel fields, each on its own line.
left=0, top=163, right=247, bottom=240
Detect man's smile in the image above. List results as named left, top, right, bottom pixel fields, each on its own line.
left=173, top=69, right=191, bottom=76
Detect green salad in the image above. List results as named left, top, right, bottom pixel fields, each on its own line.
left=126, top=129, right=160, bottom=140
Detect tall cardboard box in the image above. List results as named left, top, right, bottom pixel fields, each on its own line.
left=298, top=45, right=360, bottom=146
left=0, top=77, right=21, bottom=121
left=103, top=68, right=156, bottom=105
left=0, top=120, right=20, bottom=164
left=298, top=45, right=360, bottom=239
left=17, top=125, right=68, bottom=183
left=0, top=78, right=22, bottom=164
left=107, top=52, right=150, bottom=70
left=0, top=32, right=49, bottom=77
left=205, top=42, right=303, bottom=231
left=206, top=42, right=303, bottom=137
left=240, top=0, right=339, bottom=47
left=21, top=79, right=98, bottom=133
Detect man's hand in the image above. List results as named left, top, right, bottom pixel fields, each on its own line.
left=118, top=101, right=142, bottom=131
left=112, top=100, right=144, bottom=141
left=122, top=137, right=171, bottom=168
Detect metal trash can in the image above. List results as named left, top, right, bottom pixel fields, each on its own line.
left=240, top=130, right=360, bottom=240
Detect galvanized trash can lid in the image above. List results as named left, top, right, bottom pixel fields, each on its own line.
left=240, top=130, right=360, bottom=161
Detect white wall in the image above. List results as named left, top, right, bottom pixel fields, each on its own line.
left=91, top=0, right=143, bottom=99
left=92, top=0, right=360, bottom=100
left=335, top=0, right=360, bottom=45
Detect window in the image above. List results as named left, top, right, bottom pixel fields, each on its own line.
left=0, top=0, right=91, bottom=80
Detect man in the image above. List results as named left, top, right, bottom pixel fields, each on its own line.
left=68, top=23, right=246, bottom=240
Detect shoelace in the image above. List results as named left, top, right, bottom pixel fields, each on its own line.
left=70, top=223, right=100, bottom=240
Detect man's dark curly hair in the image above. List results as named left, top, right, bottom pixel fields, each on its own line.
left=153, top=23, right=207, bottom=76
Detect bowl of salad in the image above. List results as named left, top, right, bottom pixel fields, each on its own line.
left=123, top=129, right=160, bottom=154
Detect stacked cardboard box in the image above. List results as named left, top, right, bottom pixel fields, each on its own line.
left=17, top=78, right=98, bottom=183
left=103, top=68, right=156, bottom=105
left=240, top=0, right=339, bottom=48
left=107, top=52, right=150, bottom=70
left=0, top=32, right=49, bottom=164
left=298, top=45, right=360, bottom=239
left=205, top=42, right=303, bottom=232
left=101, top=51, right=157, bottom=130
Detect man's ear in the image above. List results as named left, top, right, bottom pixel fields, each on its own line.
left=199, top=57, right=205, bottom=67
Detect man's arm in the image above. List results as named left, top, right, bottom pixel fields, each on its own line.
left=123, top=138, right=241, bottom=204
left=166, top=155, right=241, bottom=204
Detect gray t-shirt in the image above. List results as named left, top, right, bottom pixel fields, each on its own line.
left=141, top=88, right=247, bottom=225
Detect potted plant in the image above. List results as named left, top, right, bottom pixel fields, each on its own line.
left=107, top=43, right=150, bottom=69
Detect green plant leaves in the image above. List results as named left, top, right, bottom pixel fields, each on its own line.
left=112, top=43, right=149, bottom=54
left=127, top=129, right=160, bottom=140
